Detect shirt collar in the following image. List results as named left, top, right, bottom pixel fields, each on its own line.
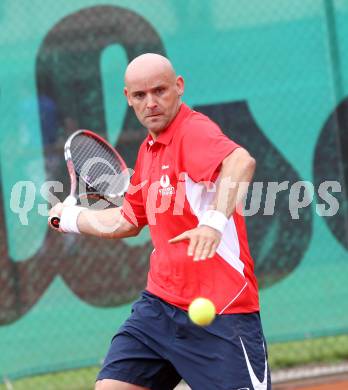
left=146, top=103, right=191, bottom=149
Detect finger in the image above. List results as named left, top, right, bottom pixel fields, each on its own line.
left=208, top=240, right=220, bottom=258
left=48, top=203, right=63, bottom=218
left=168, top=232, right=189, bottom=244
left=193, top=238, right=208, bottom=261
left=200, top=240, right=215, bottom=260
left=188, top=236, right=198, bottom=257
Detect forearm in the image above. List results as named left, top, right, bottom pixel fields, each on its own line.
left=77, top=207, right=143, bottom=239
left=212, top=148, right=256, bottom=217
left=170, top=148, right=255, bottom=262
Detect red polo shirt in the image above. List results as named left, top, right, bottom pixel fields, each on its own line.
left=122, top=103, right=259, bottom=314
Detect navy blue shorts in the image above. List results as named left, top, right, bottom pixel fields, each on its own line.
left=97, top=291, right=271, bottom=390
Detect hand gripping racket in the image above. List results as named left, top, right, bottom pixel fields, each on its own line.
left=49, top=129, right=130, bottom=229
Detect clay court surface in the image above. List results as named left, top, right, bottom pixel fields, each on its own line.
left=273, top=374, right=348, bottom=390
left=175, top=373, right=348, bottom=389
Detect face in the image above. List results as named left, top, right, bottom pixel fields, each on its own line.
left=124, top=70, right=184, bottom=137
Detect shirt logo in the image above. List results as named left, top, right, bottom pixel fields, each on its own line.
left=161, top=164, right=169, bottom=170
left=240, top=337, right=268, bottom=390
left=159, top=174, right=175, bottom=195
left=160, top=174, right=170, bottom=188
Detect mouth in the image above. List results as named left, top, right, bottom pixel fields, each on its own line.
left=146, top=113, right=162, bottom=118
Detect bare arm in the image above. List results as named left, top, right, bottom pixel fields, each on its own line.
left=78, top=207, right=143, bottom=238
left=169, top=148, right=256, bottom=260
left=48, top=204, right=143, bottom=239
left=213, top=147, right=256, bottom=217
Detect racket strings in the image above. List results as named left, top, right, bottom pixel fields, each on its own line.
left=70, top=134, right=125, bottom=195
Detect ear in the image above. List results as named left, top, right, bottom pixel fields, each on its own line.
left=176, top=76, right=185, bottom=97
left=124, top=87, right=132, bottom=106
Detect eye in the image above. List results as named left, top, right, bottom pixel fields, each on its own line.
left=133, top=92, right=145, bottom=99
left=155, top=87, right=166, bottom=95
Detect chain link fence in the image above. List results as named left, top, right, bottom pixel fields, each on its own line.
left=1, top=0, right=348, bottom=388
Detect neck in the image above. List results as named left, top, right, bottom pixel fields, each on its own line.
left=149, top=130, right=159, bottom=140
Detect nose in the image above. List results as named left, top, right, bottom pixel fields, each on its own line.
left=146, top=94, right=157, bottom=110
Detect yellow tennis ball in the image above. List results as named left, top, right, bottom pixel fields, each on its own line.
left=188, top=297, right=216, bottom=326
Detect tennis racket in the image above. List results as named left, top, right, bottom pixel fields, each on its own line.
left=49, top=129, right=130, bottom=229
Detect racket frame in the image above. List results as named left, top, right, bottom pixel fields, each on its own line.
left=49, top=129, right=129, bottom=229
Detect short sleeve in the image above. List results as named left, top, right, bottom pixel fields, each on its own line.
left=121, top=158, right=148, bottom=227
left=177, top=118, right=239, bottom=183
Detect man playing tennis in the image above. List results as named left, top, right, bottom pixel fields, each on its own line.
left=49, top=53, right=271, bottom=390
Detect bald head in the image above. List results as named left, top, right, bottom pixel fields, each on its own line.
left=125, top=53, right=176, bottom=86
left=123, top=53, right=184, bottom=137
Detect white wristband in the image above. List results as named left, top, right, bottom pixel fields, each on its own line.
left=60, top=206, right=86, bottom=234
left=198, top=210, right=228, bottom=234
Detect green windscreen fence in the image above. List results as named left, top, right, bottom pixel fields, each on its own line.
left=1, top=0, right=348, bottom=382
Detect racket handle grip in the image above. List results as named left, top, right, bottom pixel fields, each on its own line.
left=50, top=216, right=61, bottom=229
left=49, top=196, right=77, bottom=230
left=62, top=195, right=78, bottom=206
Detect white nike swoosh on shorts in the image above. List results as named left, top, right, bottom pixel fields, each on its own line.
left=240, top=337, right=268, bottom=390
